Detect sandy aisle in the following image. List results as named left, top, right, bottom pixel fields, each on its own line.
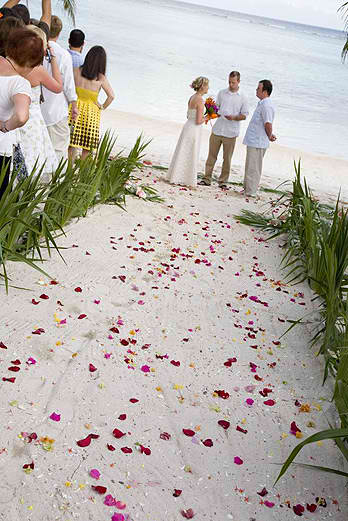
left=102, top=109, right=348, bottom=202
left=0, top=166, right=347, bottom=520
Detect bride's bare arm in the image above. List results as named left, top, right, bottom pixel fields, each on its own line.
left=196, top=99, right=205, bottom=125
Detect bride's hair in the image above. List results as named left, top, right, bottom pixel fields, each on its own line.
left=190, top=76, right=209, bottom=92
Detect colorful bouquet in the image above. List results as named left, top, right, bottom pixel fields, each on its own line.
left=204, top=97, right=219, bottom=124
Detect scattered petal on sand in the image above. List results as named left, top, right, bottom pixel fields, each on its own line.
left=202, top=438, right=213, bottom=447
left=257, top=487, right=268, bottom=497
left=293, top=504, right=305, bottom=516
left=90, top=469, right=101, bottom=480
left=113, top=428, right=126, bottom=439
left=120, top=447, right=132, bottom=454
left=218, top=420, right=230, bottom=430
left=92, top=485, right=107, bottom=494
left=181, top=508, right=195, bottom=519
left=264, top=501, right=275, bottom=508
left=173, top=489, right=182, bottom=497
left=182, top=429, right=195, bottom=437
left=89, top=363, right=97, bottom=373
left=49, top=412, right=61, bottom=422
left=234, top=456, right=243, bottom=465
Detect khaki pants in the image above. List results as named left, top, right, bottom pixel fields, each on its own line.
left=243, top=146, right=267, bottom=196
left=204, top=133, right=236, bottom=185
left=47, top=117, right=70, bottom=163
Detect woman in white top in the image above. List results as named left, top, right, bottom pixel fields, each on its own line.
left=18, top=26, right=63, bottom=178
left=166, top=76, right=209, bottom=188
left=0, top=28, right=44, bottom=199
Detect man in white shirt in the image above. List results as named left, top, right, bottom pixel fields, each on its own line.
left=243, top=79, right=276, bottom=197
left=41, top=15, right=78, bottom=162
left=199, top=71, right=249, bottom=189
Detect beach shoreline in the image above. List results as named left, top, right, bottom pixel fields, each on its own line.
left=102, top=108, right=348, bottom=201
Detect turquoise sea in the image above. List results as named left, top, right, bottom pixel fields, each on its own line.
left=31, top=0, right=348, bottom=159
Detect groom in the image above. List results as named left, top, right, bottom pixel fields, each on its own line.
left=199, top=71, right=249, bottom=189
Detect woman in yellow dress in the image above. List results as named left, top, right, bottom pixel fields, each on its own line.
left=69, top=46, right=115, bottom=159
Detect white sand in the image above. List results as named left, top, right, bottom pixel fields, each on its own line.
left=1, top=115, right=348, bottom=521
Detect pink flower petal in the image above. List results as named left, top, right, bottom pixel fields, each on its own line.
left=49, top=412, right=60, bottom=422
left=264, top=500, right=275, bottom=508
left=111, top=514, right=125, bottom=521
left=140, top=365, right=150, bottom=373
left=90, top=468, right=100, bottom=480
left=104, top=494, right=117, bottom=506
left=264, top=399, right=275, bottom=406
left=234, top=456, right=243, bottom=465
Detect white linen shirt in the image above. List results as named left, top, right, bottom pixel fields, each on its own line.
left=212, top=88, right=249, bottom=138
left=243, top=97, right=275, bottom=149
left=41, top=41, right=77, bottom=127
left=0, top=75, right=31, bottom=156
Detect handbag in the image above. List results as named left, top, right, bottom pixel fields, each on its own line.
left=13, top=142, right=29, bottom=181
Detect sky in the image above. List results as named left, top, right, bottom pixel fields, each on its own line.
left=184, top=0, right=346, bottom=30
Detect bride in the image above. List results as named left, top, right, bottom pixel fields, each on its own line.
left=166, top=76, right=209, bottom=188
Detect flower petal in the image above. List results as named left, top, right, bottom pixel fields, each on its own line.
left=234, top=456, right=243, bottom=465
left=120, top=446, right=132, bottom=454
left=49, top=412, right=61, bottom=422
left=202, top=438, right=213, bottom=447
left=90, top=469, right=101, bottom=480
left=113, top=428, right=126, bottom=439
left=91, top=485, right=107, bottom=494
left=218, top=420, right=230, bottom=430
left=182, top=429, right=195, bottom=437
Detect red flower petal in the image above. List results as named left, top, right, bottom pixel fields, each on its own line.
left=121, top=446, right=132, bottom=453
left=264, top=399, right=275, bottom=406
left=113, top=428, right=126, bottom=439
left=140, top=445, right=151, bottom=455
left=32, top=328, right=45, bottom=335
left=0, top=342, right=8, bottom=349
left=50, top=280, right=59, bottom=285
left=160, top=432, right=171, bottom=440
left=129, top=398, right=139, bottom=403
left=183, top=429, right=195, bottom=437
left=290, top=421, right=301, bottom=435
left=214, top=389, right=230, bottom=399
left=78, top=314, right=87, bottom=320
left=202, top=438, right=213, bottom=447
left=77, top=435, right=92, bottom=447
left=120, top=339, right=129, bottom=346
left=89, top=363, right=97, bottom=372
left=10, top=359, right=21, bottom=365
left=170, top=360, right=180, bottom=366
left=2, top=377, right=15, bottom=383
left=118, top=275, right=126, bottom=283
left=293, top=504, right=305, bottom=516
left=181, top=508, right=195, bottom=519
left=74, top=287, right=82, bottom=292
left=107, top=444, right=116, bottom=451
left=92, top=485, right=107, bottom=494
left=306, top=504, right=317, bottom=513
left=8, top=366, right=20, bottom=372
left=118, top=414, right=127, bottom=420
left=218, top=420, right=230, bottom=430
left=236, top=425, right=248, bottom=434
left=76, top=433, right=99, bottom=447
left=173, top=489, right=182, bottom=497
left=31, top=299, right=40, bottom=305
left=23, top=461, right=34, bottom=470
left=110, top=327, right=119, bottom=333
left=257, top=487, right=268, bottom=497
left=40, top=294, right=49, bottom=300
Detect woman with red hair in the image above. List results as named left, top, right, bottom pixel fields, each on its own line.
left=0, top=28, right=44, bottom=198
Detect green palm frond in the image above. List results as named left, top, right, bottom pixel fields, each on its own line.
left=338, top=2, right=348, bottom=60
left=60, top=0, right=77, bottom=25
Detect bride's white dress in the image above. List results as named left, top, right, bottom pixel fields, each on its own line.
left=19, top=85, right=58, bottom=178
left=166, top=108, right=201, bottom=188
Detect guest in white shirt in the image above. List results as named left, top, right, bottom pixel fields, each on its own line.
left=68, top=29, right=85, bottom=68
left=200, top=71, right=249, bottom=189
left=243, top=79, right=276, bottom=197
left=40, top=15, right=78, bottom=162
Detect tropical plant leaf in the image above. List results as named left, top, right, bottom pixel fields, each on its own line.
left=274, top=428, right=348, bottom=485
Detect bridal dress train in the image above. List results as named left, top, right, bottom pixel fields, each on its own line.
left=166, top=108, right=201, bottom=188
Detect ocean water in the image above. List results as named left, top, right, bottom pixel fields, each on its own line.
left=32, top=0, right=348, bottom=159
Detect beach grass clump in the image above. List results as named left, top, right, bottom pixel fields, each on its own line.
left=234, top=160, right=348, bottom=482
left=0, top=132, right=156, bottom=291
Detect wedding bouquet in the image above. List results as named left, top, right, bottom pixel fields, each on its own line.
left=204, top=97, right=219, bottom=124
